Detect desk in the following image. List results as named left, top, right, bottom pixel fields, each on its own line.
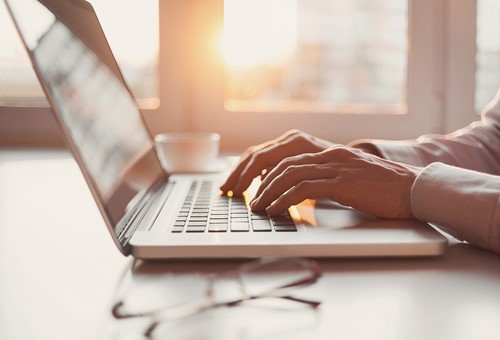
left=1, top=150, right=500, bottom=340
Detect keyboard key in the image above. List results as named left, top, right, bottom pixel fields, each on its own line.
left=210, top=215, right=228, bottom=223
left=250, top=214, right=269, bottom=220
left=271, top=215, right=293, bottom=221
left=187, top=221, right=207, bottom=226
left=230, top=222, right=250, bottom=232
left=251, top=220, right=272, bottom=232
left=274, top=224, right=297, bottom=232
left=212, top=202, right=229, bottom=207
left=188, top=218, right=208, bottom=222
left=192, top=208, right=210, bottom=213
left=211, top=211, right=229, bottom=215
left=210, top=213, right=228, bottom=217
left=208, top=224, right=228, bottom=232
left=230, top=207, right=248, bottom=212
left=210, top=201, right=225, bottom=208
left=190, top=213, right=209, bottom=218
left=230, top=205, right=247, bottom=209
left=231, top=218, right=249, bottom=223
left=272, top=220, right=295, bottom=226
left=213, top=218, right=229, bottom=222
left=231, top=213, right=248, bottom=219
left=186, top=226, right=206, bottom=232
left=172, top=226, right=184, bottom=233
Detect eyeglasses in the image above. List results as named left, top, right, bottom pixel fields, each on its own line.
left=112, top=257, right=322, bottom=339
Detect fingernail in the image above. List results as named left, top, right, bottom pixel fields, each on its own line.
left=250, top=198, right=258, bottom=209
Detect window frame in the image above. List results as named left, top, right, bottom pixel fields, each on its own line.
left=443, top=0, right=478, bottom=133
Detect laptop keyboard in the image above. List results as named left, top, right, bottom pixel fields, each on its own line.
left=172, top=181, right=296, bottom=233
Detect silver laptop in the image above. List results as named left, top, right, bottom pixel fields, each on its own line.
left=5, top=0, right=447, bottom=259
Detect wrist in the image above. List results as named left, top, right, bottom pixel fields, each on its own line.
left=348, top=141, right=383, bottom=158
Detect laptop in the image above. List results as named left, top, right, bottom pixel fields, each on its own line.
left=5, top=0, right=447, bottom=259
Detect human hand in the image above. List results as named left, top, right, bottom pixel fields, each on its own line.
left=220, top=130, right=333, bottom=196
left=250, top=146, right=423, bottom=219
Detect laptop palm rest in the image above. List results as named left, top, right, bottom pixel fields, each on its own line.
left=295, top=199, right=447, bottom=257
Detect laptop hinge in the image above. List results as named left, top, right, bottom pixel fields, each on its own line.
left=117, top=180, right=174, bottom=250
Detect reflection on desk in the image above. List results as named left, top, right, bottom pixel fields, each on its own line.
left=1, top=150, right=500, bottom=340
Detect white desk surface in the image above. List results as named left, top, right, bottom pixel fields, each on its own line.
left=1, top=150, right=499, bottom=340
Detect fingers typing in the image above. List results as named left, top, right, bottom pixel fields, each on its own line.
left=265, top=179, right=334, bottom=215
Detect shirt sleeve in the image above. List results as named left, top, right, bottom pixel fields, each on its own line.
left=349, top=88, right=500, bottom=252
left=349, top=87, right=500, bottom=176
left=412, top=163, right=500, bottom=253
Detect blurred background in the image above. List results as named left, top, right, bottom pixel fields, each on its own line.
left=0, top=0, right=498, bottom=151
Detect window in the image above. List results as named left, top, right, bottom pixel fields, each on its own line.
left=0, top=0, right=159, bottom=146
left=475, top=0, right=500, bottom=112
left=0, top=0, right=496, bottom=150
left=0, top=0, right=159, bottom=106
left=92, top=0, right=159, bottom=108
left=0, top=1, right=45, bottom=102
left=222, top=0, right=408, bottom=114
left=187, top=0, right=442, bottom=151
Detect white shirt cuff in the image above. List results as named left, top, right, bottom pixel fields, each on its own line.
left=411, top=162, right=500, bottom=252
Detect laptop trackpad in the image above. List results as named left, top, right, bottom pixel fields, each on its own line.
left=297, top=199, right=439, bottom=232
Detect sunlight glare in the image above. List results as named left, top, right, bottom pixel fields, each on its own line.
left=221, top=0, right=297, bottom=67
left=91, top=0, right=158, bottom=68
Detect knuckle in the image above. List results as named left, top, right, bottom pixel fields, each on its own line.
left=293, top=133, right=308, bottom=143
left=282, top=129, right=300, bottom=139
left=242, top=146, right=257, bottom=159
left=283, top=164, right=300, bottom=175
left=245, top=144, right=259, bottom=154
left=288, top=129, right=301, bottom=135
left=328, top=146, right=352, bottom=157
left=296, top=180, right=313, bottom=190
left=247, top=151, right=271, bottom=173
left=278, top=155, right=297, bottom=168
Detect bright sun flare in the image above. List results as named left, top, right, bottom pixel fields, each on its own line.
left=221, top=0, right=297, bottom=67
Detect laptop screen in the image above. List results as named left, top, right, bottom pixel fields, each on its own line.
left=6, top=0, right=165, bottom=232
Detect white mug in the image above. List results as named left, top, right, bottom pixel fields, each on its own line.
left=154, top=132, right=220, bottom=173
